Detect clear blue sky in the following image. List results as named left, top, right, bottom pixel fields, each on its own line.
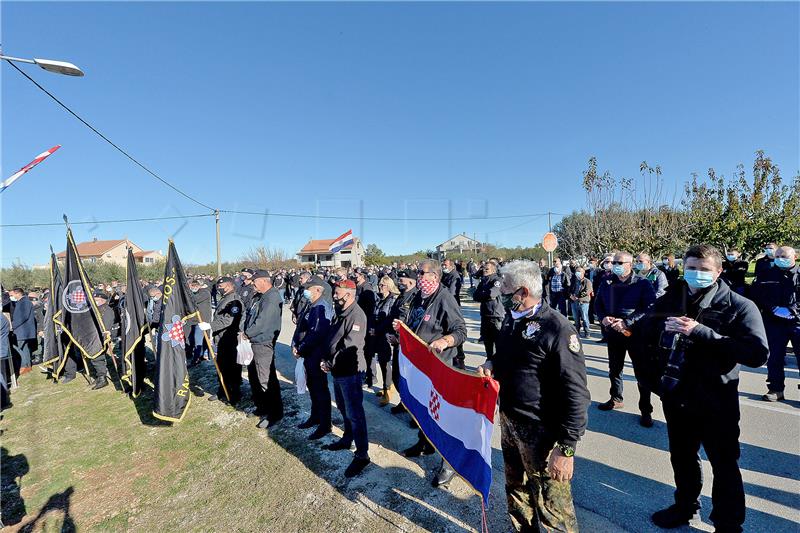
left=2, top=1, right=798, bottom=267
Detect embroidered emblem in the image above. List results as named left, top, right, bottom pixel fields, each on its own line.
left=522, top=321, right=541, bottom=339
left=568, top=334, right=581, bottom=353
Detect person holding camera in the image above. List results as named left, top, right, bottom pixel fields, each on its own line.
left=640, top=244, right=768, bottom=533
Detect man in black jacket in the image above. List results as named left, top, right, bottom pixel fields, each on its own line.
left=441, top=259, right=462, bottom=306
left=594, top=251, right=657, bottom=426
left=386, top=270, right=418, bottom=414
left=321, top=280, right=371, bottom=478
left=242, top=271, right=284, bottom=429
left=205, top=277, right=243, bottom=405
left=750, top=245, right=799, bottom=401
left=479, top=260, right=590, bottom=533
left=354, top=270, right=378, bottom=385
left=394, top=259, right=468, bottom=488
left=640, top=245, right=769, bottom=533
left=721, top=249, right=749, bottom=296
left=189, top=279, right=212, bottom=366
left=473, top=260, right=505, bottom=358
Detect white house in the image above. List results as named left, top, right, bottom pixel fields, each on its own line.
left=435, top=233, right=484, bottom=257
left=297, top=237, right=365, bottom=268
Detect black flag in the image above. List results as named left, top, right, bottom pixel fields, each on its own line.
left=121, top=247, right=149, bottom=398
left=42, top=250, right=65, bottom=369
left=152, top=241, right=196, bottom=422
left=53, top=228, right=108, bottom=360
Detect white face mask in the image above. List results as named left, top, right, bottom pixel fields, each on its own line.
left=10, top=296, right=18, bottom=302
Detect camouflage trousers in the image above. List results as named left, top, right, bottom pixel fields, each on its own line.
left=499, top=412, right=579, bottom=533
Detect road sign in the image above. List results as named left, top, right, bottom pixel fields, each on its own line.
left=542, top=232, right=558, bottom=252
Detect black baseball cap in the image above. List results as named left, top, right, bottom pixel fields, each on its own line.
left=93, top=289, right=108, bottom=299
left=251, top=270, right=270, bottom=280
left=397, top=269, right=417, bottom=280
left=217, top=276, right=233, bottom=284
left=303, top=278, right=327, bottom=289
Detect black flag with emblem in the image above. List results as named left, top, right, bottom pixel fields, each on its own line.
left=52, top=228, right=108, bottom=360
left=121, top=247, right=149, bottom=398
left=152, top=241, right=196, bottom=422
left=42, top=250, right=65, bottom=369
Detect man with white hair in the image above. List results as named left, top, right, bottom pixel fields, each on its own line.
left=479, top=260, right=590, bottom=533
left=751, top=245, right=799, bottom=401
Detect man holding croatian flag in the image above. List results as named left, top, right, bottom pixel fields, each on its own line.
left=479, top=260, right=590, bottom=533
left=393, top=259, right=468, bottom=489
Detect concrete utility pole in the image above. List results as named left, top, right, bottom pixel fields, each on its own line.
left=215, top=210, right=222, bottom=277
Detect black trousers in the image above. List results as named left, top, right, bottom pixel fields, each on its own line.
left=247, top=342, right=283, bottom=420
left=605, top=329, right=652, bottom=414
left=480, top=318, right=502, bottom=359
left=663, top=385, right=744, bottom=532
left=304, top=356, right=331, bottom=428
left=216, top=340, right=241, bottom=404
left=64, top=351, right=108, bottom=380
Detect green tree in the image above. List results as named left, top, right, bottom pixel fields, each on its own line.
left=364, top=244, right=388, bottom=266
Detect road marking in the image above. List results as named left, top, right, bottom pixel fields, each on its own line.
left=740, top=398, right=800, bottom=416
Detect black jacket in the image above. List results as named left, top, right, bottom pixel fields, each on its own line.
left=210, top=291, right=243, bottom=348
left=293, top=299, right=334, bottom=362
left=193, top=287, right=213, bottom=323
left=236, top=283, right=256, bottom=310
left=406, top=286, right=467, bottom=365
left=754, top=256, right=774, bottom=280
left=325, top=302, right=367, bottom=377
left=750, top=264, right=800, bottom=325
left=441, top=270, right=462, bottom=300
left=721, top=259, right=749, bottom=289
left=639, top=280, right=768, bottom=398
left=491, top=302, right=590, bottom=449
left=390, top=287, right=417, bottom=324
left=356, top=282, right=377, bottom=319
left=243, top=287, right=282, bottom=346
left=473, top=273, right=504, bottom=320
left=595, top=274, right=656, bottom=329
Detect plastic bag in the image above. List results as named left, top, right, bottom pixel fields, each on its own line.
left=236, top=338, right=254, bottom=366
left=295, top=357, right=308, bottom=394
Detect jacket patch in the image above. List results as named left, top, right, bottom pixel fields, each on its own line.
left=568, top=334, right=581, bottom=353
left=352, top=324, right=361, bottom=332
left=231, top=306, right=240, bottom=314
left=423, top=314, right=431, bottom=322
left=522, top=321, right=541, bottom=339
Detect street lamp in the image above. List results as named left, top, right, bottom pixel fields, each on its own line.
left=0, top=54, right=84, bottom=76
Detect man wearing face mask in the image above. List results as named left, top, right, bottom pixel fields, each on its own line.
left=473, top=260, right=505, bottom=358
left=545, top=259, right=571, bottom=316
left=441, top=259, right=462, bottom=306
left=394, top=259, right=467, bottom=488
left=242, top=270, right=284, bottom=429
left=754, top=243, right=777, bottom=279
left=292, top=278, right=334, bottom=439
left=594, top=251, right=657, bottom=426
left=639, top=245, right=768, bottom=532
left=634, top=253, right=669, bottom=299
left=721, top=249, right=749, bottom=296
left=478, top=260, right=590, bottom=533
left=188, top=279, right=212, bottom=366
left=290, top=271, right=312, bottom=324
left=320, top=280, right=371, bottom=478
left=206, top=277, right=243, bottom=405
left=386, top=270, right=418, bottom=414
left=658, top=254, right=681, bottom=286
left=751, top=245, right=799, bottom=402
left=237, top=268, right=256, bottom=310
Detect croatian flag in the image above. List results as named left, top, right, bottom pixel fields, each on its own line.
left=329, top=230, right=354, bottom=253
left=397, top=323, right=499, bottom=503
left=1, top=145, right=61, bottom=194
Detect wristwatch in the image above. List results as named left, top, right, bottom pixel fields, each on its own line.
left=556, top=443, right=575, bottom=457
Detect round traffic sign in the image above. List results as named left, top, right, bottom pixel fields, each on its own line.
left=542, top=232, right=558, bottom=253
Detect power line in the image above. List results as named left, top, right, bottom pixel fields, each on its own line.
left=485, top=214, right=547, bottom=234
left=6, top=60, right=216, bottom=212
left=0, top=213, right=214, bottom=228
left=219, top=209, right=563, bottom=222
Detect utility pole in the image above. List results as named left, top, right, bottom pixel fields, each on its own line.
left=215, top=209, right=222, bottom=277
left=547, top=211, right=553, bottom=268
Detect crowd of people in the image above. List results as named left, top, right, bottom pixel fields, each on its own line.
left=0, top=241, right=797, bottom=533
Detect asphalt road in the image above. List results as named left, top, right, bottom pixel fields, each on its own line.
left=275, top=287, right=799, bottom=532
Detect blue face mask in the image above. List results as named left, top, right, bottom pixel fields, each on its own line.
left=726, top=254, right=736, bottom=261
left=634, top=262, right=645, bottom=272
left=612, top=265, right=626, bottom=277
left=765, top=248, right=775, bottom=258
left=774, top=257, right=795, bottom=269
left=303, top=289, right=312, bottom=300
left=684, top=270, right=715, bottom=289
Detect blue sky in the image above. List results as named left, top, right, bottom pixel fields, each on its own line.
left=2, top=1, right=798, bottom=266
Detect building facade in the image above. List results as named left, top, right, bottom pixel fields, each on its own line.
left=57, top=238, right=164, bottom=267
left=435, top=233, right=483, bottom=257
left=297, top=237, right=365, bottom=268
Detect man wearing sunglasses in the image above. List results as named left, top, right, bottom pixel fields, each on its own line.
left=594, top=251, right=657, bottom=426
